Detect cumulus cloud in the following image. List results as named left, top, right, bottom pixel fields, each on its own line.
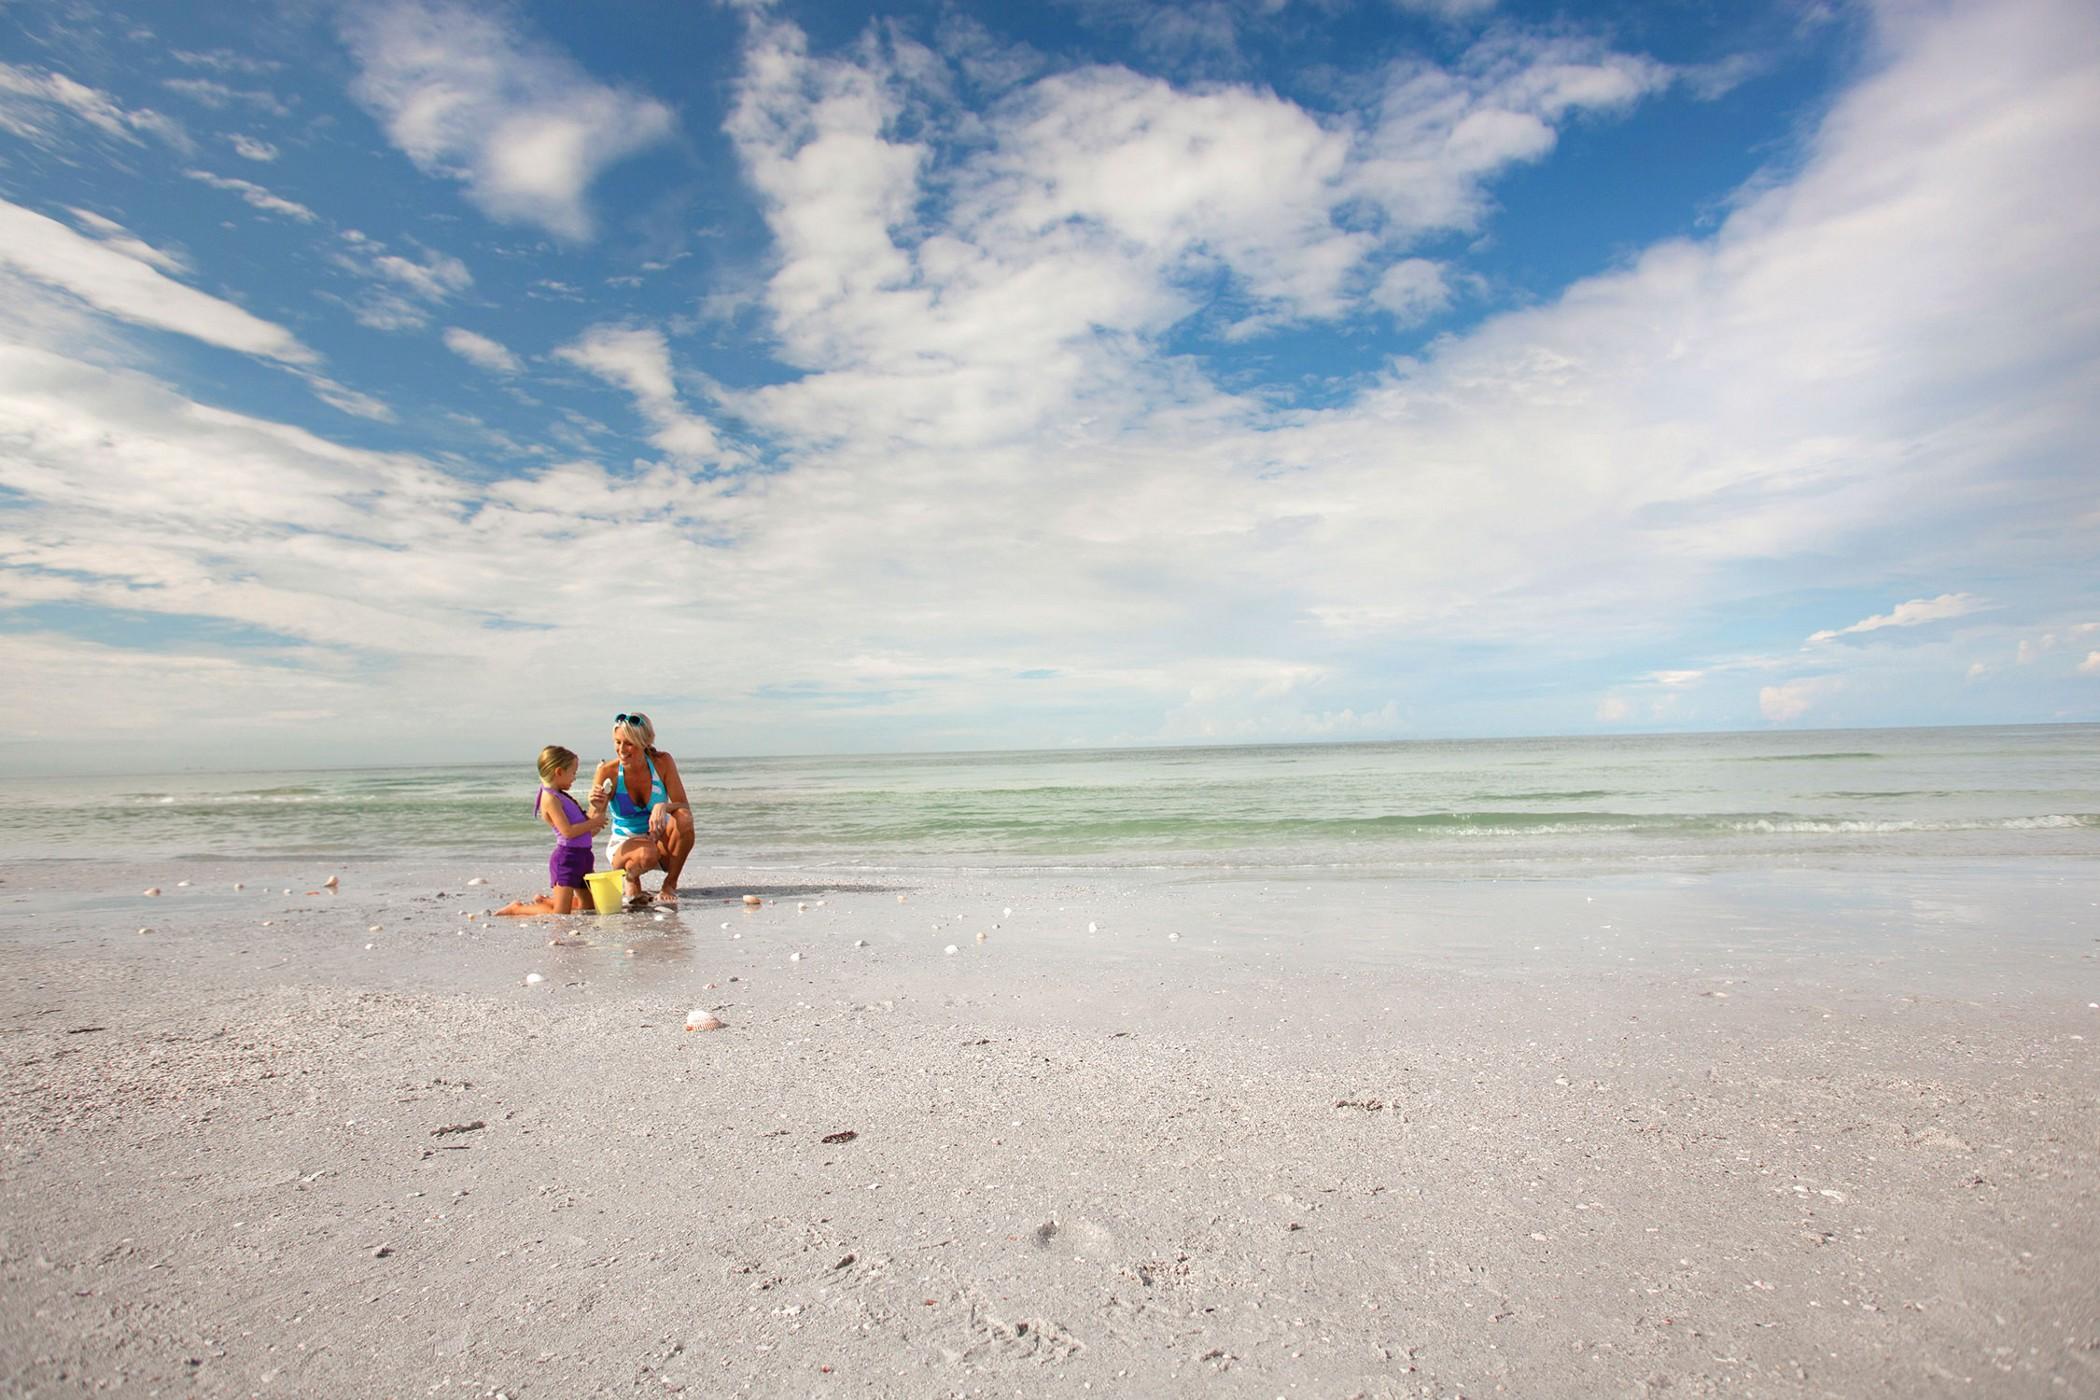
left=555, top=325, right=725, bottom=462
left=1760, top=677, right=1835, bottom=723
left=229, top=133, right=279, bottom=161
left=2080, top=652, right=2100, bottom=676
left=0, top=198, right=315, bottom=364
left=340, top=0, right=676, bottom=239
left=443, top=327, right=522, bottom=375
left=1807, top=593, right=1988, bottom=643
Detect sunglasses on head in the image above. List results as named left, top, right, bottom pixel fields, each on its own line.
left=614, top=712, right=649, bottom=726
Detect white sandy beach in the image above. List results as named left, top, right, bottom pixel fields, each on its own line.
left=4, top=858, right=2098, bottom=1397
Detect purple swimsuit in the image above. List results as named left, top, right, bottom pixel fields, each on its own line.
left=540, top=786, right=594, bottom=890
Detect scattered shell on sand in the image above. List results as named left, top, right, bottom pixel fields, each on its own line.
left=721, top=922, right=731, bottom=930
left=686, top=1009, right=725, bottom=1032
left=897, top=895, right=907, bottom=903
left=743, top=894, right=762, bottom=907
left=1002, top=907, right=1012, bottom=917
left=944, top=944, right=959, bottom=955
left=368, top=925, right=383, bottom=933
left=281, top=888, right=292, bottom=895
left=323, top=875, right=339, bottom=889
left=976, top=931, right=988, bottom=942
left=233, top=882, right=244, bottom=891
left=143, top=887, right=162, bottom=897
left=653, top=911, right=667, bottom=922
left=1087, top=921, right=1098, bottom=933
left=525, top=973, right=544, bottom=985
left=466, top=877, right=487, bottom=886
left=260, top=920, right=273, bottom=926
left=137, top=927, right=153, bottom=936
left=790, top=952, right=803, bottom=962
left=1168, top=932, right=1181, bottom=941
left=815, top=900, right=826, bottom=907
left=364, top=942, right=376, bottom=951
left=797, top=903, right=808, bottom=912
left=854, top=939, right=868, bottom=948
left=175, top=880, right=190, bottom=888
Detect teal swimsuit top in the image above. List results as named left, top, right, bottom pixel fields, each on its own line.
left=607, top=752, right=668, bottom=838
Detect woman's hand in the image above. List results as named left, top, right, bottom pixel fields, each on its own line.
left=648, top=802, right=669, bottom=839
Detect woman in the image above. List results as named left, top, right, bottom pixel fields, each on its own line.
left=590, top=711, right=695, bottom=910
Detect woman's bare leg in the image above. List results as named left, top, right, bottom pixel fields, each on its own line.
left=658, top=810, right=696, bottom=899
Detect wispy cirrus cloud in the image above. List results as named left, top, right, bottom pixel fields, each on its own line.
left=339, top=0, right=676, bottom=240
left=1808, top=593, right=1989, bottom=644
left=183, top=169, right=318, bottom=222
left=443, top=326, right=521, bottom=375
left=555, top=325, right=727, bottom=463
left=0, top=61, right=189, bottom=150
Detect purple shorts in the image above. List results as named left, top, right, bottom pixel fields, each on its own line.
left=550, top=843, right=593, bottom=891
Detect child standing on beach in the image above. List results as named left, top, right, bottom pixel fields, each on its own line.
left=495, top=746, right=608, bottom=917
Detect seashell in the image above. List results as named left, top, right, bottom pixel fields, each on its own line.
left=976, top=930, right=987, bottom=942
left=896, top=895, right=907, bottom=903
left=944, top=944, right=959, bottom=955
left=743, top=894, right=762, bottom=907
left=260, top=919, right=273, bottom=926
left=282, top=888, right=292, bottom=895
left=653, top=912, right=667, bottom=922
left=721, top=922, right=731, bottom=930
left=789, top=951, right=802, bottom=961
left=815, top=900, right=826, bottom=907
left=233, top=882, right=244, bottom=891
left=143, top=887, right=162, bottom=897
left=137, top=927, right=153, bottom=935
left=686, top=1010, right=725, bottom=1032
left=364, top=942, right=375, bottom=950
left=797, top=903, right=807, bottom=912
left=1002, top=908, right=1012, bottom=917
left=854, top=939, right=867, bottom=948
left=176, top=880, right=190, bottom=888
left=1087, top=922, right=1098, bottom=933
left=525, top=973, right=544, bottom=985
left=467, top=877, right=487, bottom=887
left=1168, top=932, right=1181, bottom=941
left=323, top=875, right=339, bottom=889
left=368, top=925, right=382, bottom=933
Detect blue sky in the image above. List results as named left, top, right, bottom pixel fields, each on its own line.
left=1, top=0, right=2095, bottom=770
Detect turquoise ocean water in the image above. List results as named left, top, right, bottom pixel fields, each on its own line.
left=9, top=725, right=2096, bottom=875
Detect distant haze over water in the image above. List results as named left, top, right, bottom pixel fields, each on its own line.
left=12, top=726, right=2097, bottom=875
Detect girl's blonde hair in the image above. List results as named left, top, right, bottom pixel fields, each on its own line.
left=613, top=711, right=656, bottom=749
left=537, top=744, right=578, bottom=783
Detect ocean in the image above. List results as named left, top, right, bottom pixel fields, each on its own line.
left=12, top=724, right=2096, bottom=875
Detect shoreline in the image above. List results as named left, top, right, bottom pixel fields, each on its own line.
left=4, top=858, right=2097, bottom=1395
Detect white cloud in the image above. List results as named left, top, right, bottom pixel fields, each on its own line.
left=1391, top=0, right=1497, bottom=18
left=341, top=0, right=676, bottom=240
left=0, top=62, right=189, bottom=150
left=229, top=133, right=279, bottom=161
left=1371, top=257, right=1451, bottom=325
left=555, top=325, right=726, bottom=463
left=1596, top=695, right=1632, bottom=722
left=2078, top=652, right=2100, bottom=676
left=328, top=239, right=474, bottom=332
left=443, top=327, right=522, bottom=375
left=1760, top=677, right=1835, bottom=723
left=62, top=208, right=189, bottom=275
left=162, top=77, right=292, bottom=117
left=1807, top=593, right=1987, bottom=643
left=0, top=198, right=315, bottom=364
left=183, top=169, right=319, bottom=222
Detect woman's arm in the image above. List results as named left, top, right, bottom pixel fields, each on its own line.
left=649, top=751, right=691, bottom=835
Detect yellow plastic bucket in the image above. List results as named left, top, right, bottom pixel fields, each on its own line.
left=584, top=870, right=626, bottom=914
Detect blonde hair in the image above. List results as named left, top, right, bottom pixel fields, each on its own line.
left=537, top=744, right=578, bottom=783
left=613, top=711, right=656, bottom=750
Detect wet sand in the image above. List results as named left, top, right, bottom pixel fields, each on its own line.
left=3, top=858, right=2098, bottom=1397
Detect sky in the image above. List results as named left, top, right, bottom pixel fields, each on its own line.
left=0, top=0, right=2095, bottom=772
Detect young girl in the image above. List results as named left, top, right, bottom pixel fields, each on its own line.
left=495, top=745, right=609, bottom=917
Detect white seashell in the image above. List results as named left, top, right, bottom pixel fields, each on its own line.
left=137, top=927, right=153, bottom=935
left=525, top=973, right=543, bottom=985
left=1168, top=932, right=1180, bottom=941
left=282, top=888, right=292, bottom=895
left=1002, top=908, right=1012, bottom=917
left=654, top=912, right=667, bottom=922
left=732, top=932, right=741, bottom=939
left=1087, top=922, right=1098, bottom=933
left=143, top=887, right=161, bottom=897
left=976, top=931, right=987, bottom=942
left=467, top=877, right=486, bottom=887
left=364, top=942, right=375, bottom=950
left=323, top=875, right=339, bottom=889
left=896, top=894, right=907, bottom=903
left=685, top=1009, right=725, bottom=1032
left=797, top=903, right=807, bottom=912
left=944, top=945, right=959, bottom=955
left=176, top=880, right=190, bottom=888
left=854, top=939, right=867, bottom=948
left=789, top=951, right=802, bottom=962
left=260, top=920, right=273, bottom=926
left=743, top=894, right=762, bottom=907
left=815, top=900, right=826, bottom=907
left=721, top=922, right=731, bottom=930
left=233, top=882, right=244, bottom=891
left=368, top=925, right=382, bottom=933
